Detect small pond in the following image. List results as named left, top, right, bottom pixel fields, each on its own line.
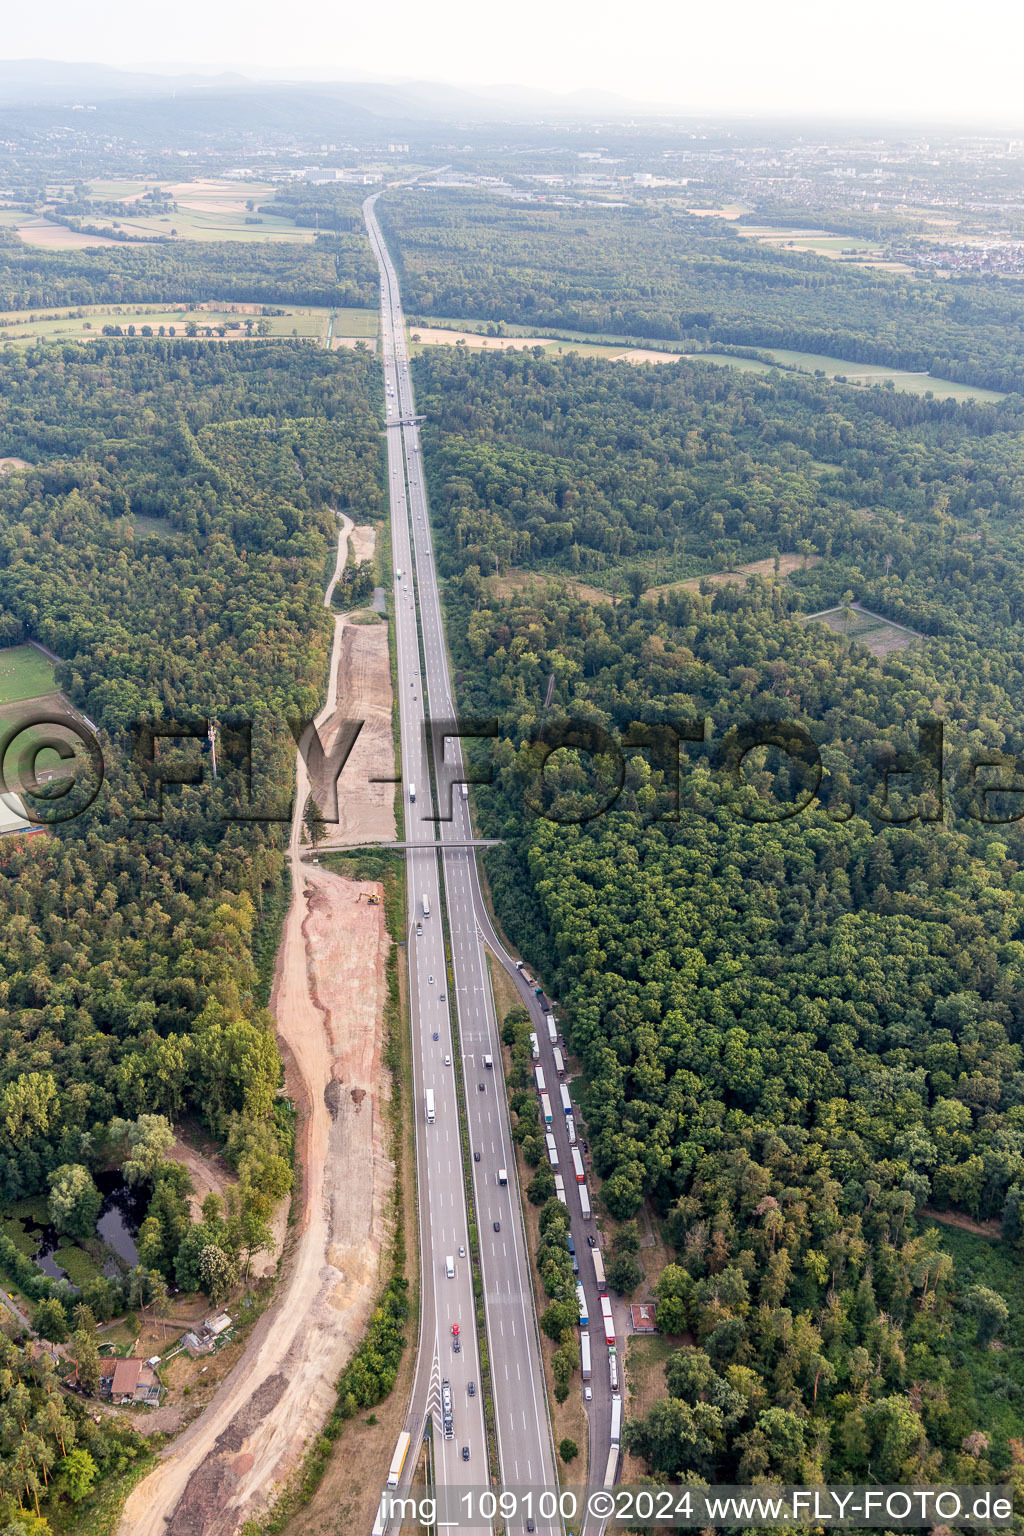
left=13, top=1170, right=145, bottom=1284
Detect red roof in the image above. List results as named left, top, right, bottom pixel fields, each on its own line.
left=111, top=1359, right=141, bottom=1396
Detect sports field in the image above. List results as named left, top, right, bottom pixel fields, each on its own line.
left=0, top=645, right=57, bottom=705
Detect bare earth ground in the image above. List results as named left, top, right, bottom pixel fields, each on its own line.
left=919, top=1206, right=1001, bottom=1239
left=316, top=620, right=396, bottom=848
left=315, top=526, right=395, bottom=851
left=120, top=515, right=396, bottom=1536
left=170, top=1136, right=237, bottom=1228
left=349, top=524, right=376, bottom=567
left=0, top=456, right=30, bottom=472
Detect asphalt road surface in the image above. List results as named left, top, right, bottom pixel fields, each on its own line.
left=365, top=194, right=561, bottom=1534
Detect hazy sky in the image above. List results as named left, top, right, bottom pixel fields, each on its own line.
left=8, top=0, right=1024, bottom=121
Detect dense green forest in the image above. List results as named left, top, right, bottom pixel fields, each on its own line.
left=413, top=344, right=1024, bottom=1483
left=380, top=190, right=1024, bottom=392
left=0, top=228, right=377, bottom=310
left=0, top=340, right=383, bottom=1338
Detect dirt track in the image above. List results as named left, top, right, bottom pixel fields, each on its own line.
left=120, top=515, right=396, bottom=1536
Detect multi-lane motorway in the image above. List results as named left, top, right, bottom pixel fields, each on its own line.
left=365, top=193, right=560, bottom=1532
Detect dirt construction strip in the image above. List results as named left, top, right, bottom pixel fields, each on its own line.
left=119, top=515, right=397, bottom=1536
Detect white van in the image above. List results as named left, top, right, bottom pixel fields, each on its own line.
left=445, top=1255, right=455, bottom=1279
left=422, top=894, right=430, bottom=917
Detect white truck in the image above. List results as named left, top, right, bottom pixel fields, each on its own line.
left=566, top=1115, right=577, bottom=1145
left=534, top=1066, right=546, bottom=1093
left=580, top=1329, right=592, bottom=1382
left=497, top=1167, right=508, bottom=1185
left=554, top=1173, right=566, bottom=1205
left=546, top=1018, right=557, bottom=1045
left=422, top=893, right=430, bottom=917
left=409, top=783, right=416, bottom=802
left=579, top=1184, right=592, bottom=1219
left=610, top=1395, right=622, bottom=1444
left=530, top=1031, right=539, bottom=1061
left=545, top=1133, right=558, bottom=1167
left=425, top=1088, right=435, bottom=1124
left=552, top=1047, right=565, bottom=1077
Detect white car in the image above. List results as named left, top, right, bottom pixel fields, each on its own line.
left=444, top=1055, right=451, bottom=1065
left=428, top=975, right=434, bottom=984
left=583, top=1386, right=593, bottom=1402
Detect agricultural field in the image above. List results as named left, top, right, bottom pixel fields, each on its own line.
left=20, top=179, right=315, bottom=245
left=699, top=347, right=1007, bottom=402
left=0, top=302, right=371, bottom=345
left=412, top=320, right=1004, bottom=401
left=734, top=224, right=907, bottom=269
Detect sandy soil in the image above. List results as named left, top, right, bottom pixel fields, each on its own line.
left=331, top=335, right=376, bottom=351
left=0, top=457, right=30, bottom=473
left=348, top=524, right=376, bottom=567
left=313, top=617, right=396, bottom=849
left=170, top=1135, right=237, bottom=1221
left=120, top=515, right=396, bottom=1536
left=314, top=522, right=394, bottom=850
left=17, top=219, right=116, bottom=248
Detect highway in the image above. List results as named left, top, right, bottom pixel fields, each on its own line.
left=365, top=193, right=560, bottom=1533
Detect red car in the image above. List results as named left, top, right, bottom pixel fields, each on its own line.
left=452, top=1323, right=460, bottom=1336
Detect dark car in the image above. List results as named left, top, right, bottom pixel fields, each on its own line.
left=462, top=1445, right=470, bottom=1461
left=468, top=1380, right=475, bottom=1396
left=478, top=1082, right=485, bottom=1091
left=474, top=1150, right=480, bottom=1161
left=453, top=1336, right=461, bottom=1352
left=493, top=1221, right=501, bottom=1232
left=432, top=1031, right=439, bottom=1041
left=587, top=1234, right=597, bottom=1247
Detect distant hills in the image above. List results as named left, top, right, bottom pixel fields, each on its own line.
left=0, top=59, right=664, bottom=121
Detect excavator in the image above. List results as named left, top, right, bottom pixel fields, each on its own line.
left=357, top=892, right=381, bottom=905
